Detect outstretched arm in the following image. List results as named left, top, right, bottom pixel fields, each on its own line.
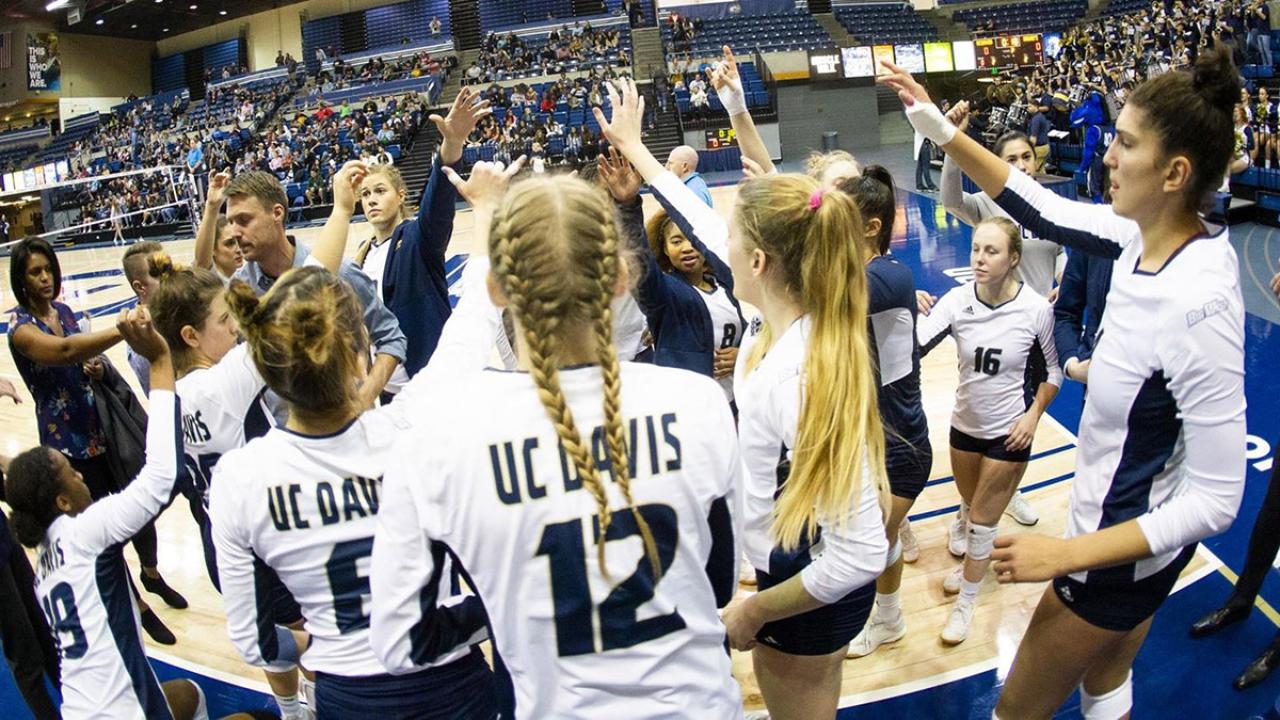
left=710, top=46, right=775, bottom=174
left=195, top=171, right=230, bottom=270
left=311, top=160, right=370, bottom=273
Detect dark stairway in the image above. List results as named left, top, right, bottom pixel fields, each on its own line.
left=401, top=120, right=442, bottom=206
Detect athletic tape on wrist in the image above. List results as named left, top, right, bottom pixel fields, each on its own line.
left=717, top=81, right=747, bottom=116
left=905, top=101, right=958, bottom=147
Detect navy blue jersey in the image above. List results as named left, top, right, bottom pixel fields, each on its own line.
left=867, top=256, right=930, bottom=458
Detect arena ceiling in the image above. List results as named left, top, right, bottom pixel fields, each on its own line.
left=3, top=0, right=287, bottom=41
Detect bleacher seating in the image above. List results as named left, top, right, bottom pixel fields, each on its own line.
left=953, top=0, right=1087, bottom=34
left=480, top=0, right=575, bottom=33
left=465, top=21, right=633, bottom=85
left=672, top=62, right=771, bottom=114
left=0, top=144, right=38, bottom=174
left=834, top=2, right=939, bottom=45
left=1104, top=0, right=1148, bottom=17
left=34, top=115, right=101, bottom=164
left=298, top=75, right=438, bottom=109
left=606, top=0, right=655, bottom=27
left=661, top=10, right=832, bottom=57
left=303, top=0, right=453, bottom=73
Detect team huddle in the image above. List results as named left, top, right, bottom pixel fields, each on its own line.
left=1, top=43, right=1250, bottom=720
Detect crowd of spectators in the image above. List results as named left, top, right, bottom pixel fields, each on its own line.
left=313, top=51, right=451, bottom=105
left=462, top=23, right=629, bottom=85
left=667, top=15, right=703, bottom=54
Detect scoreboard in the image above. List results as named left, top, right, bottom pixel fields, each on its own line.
left=705, top=127, right=738, bottom=149
left=975, top=34, right=1044, bottom=69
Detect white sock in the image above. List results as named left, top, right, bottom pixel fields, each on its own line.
left=275, top=694, right=301, bottom=719
left=876, top=591, right=902, bottom=622
left=959, top=578, right=981, bottom=604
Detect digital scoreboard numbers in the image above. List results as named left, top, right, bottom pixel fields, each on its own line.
left=976, top=34, right=1044, bottom=69
left=705, top=127, right=738, bottom=150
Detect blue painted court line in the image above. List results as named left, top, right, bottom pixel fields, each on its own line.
left=923, top=443, right=1075, bottom=489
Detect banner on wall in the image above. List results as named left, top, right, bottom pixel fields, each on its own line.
left=28, top=33, right=61, bottom=92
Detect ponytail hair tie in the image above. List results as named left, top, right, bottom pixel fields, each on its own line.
left=808, top=189, right=825, bottom=211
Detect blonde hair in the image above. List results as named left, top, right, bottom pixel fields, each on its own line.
left=974, top=216, right=1022, bottom=262
left=355, top=164, right=412, bottom=266
left=488, top=175, right=659, bottom=578
left=226, top=267, right=369, bottom=420
left=736, top=174, right=889, bottom=550
left=804, top=150, right=861, bottom=182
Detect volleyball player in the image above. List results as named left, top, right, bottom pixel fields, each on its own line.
left=883, top=46, right=1246, bottom=718
left=150, top=164, right=365, bottom=719
left=842, top=166, right=933, bottom=657
left=598, top=145, right=744, bottom=399
left=609, top=68, right=892, bottom=713
left=916, top=216, right=1061, bottom=644
left=352, top=86, right=490, bottom=384
left=194, top=172, right=244, bottom=285
left=4, top=307, right=208, bottom=720
left=935, top=103, right=1066, bottom=532
left=370, top=147, right=743, bottom=717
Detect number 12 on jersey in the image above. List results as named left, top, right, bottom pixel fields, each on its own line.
left=536, top=503, right=686, bottom=657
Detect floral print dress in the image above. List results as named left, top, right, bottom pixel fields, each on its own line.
left=7, top=301, right=106, bottom=459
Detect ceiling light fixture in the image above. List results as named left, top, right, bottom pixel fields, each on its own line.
left=131, top=23, right=137, bottom=28
left=45, top=0, right=71, bottom=10
left=95, top=18, right=103, bottom=25
left=219, top=9, right=227, bottom=15
left=190, top=4, right=197, bottom=8
left=163, top=28, right=170, bottom=32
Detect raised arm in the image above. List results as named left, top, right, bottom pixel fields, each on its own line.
left=72, top=309, right=181, bottom=554
left=311, top=161, right=371, bottom=273
left=195, top=171, right=230, bottom=271
left=880, top=61, right=1133, bottom=259
left=710, top=46, right=775, bottom=174
left=412, top=87, right=493, bottom=266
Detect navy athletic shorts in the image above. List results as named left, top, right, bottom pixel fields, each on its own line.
left=949, top=426, right=1032, bottom=464
left=886, top=439, right=933, bottom=501
left=1052, top=545, right=1197, bottom=631
left=753, top=570, right=876, bottom=656
left=315, top=646, right=497, bottom=719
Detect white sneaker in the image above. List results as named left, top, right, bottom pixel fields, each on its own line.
left=940, top=598, right=976, bottom=645
left=847, top=612, right=907, bottom=658
left=948, top=513, right=968, bottom=558
left=899, top=518, right=919, bottom=563
left=943, top=565, right=964, bottom=594
left=1005, top=493, right=1040, bottom=526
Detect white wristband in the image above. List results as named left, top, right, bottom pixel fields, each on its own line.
left=905, top=101, right=958, bottom=147
left=716, top=79, right=747, bottom=116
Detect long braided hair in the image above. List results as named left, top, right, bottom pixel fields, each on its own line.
left=488, top=175, right=659, bottom=578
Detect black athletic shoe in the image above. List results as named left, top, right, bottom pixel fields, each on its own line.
left=1235, top=647, right=1280, bottom=690
left=1190, top=602, right=1251, bottom=638
left=140, top=609, right=176, bottom=645
left=139, top=571, right=189, bottom=609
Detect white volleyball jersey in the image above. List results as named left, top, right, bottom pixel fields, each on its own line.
left=175, top=343, right=270, bottom=522
left=209, top=407, right=482, bottom=677
left=916, top=281, right=1062, bottom=439
left=995, top=169, right=1246, bottom=583
left=733, top=315, right=889, bottom=604
left=699, top=283, right=745, bottom=401
left=33, top=392, right=182, bottom=720
left=371, top=363, right=743, bottom=720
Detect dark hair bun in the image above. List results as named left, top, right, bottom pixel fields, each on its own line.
left=861, top=164, right=895, bottom=192
left=1192, top=45, right=1240, bottom=117
left=147, top=251, right=176, bottom=280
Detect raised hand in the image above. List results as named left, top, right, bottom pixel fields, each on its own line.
left=876, top=59, right=934, bottom=108
left=593, top=77, right=646, bottom=155
left=116, top=307, right=169, bottom=363
left=709, top=46, right=746, bottom=116
left=432, top=87, right=493, bottom=146
left=740, top=157, right=774, bottom=180
left=597, top=147, right=642, bottom=203
left=946, top=100, right=972, bottom=134
left=206, top=170, right=231, bottom=209
left=331, top=160, right=371, bottom=215
left=442, top=157, right=528, bottom=209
